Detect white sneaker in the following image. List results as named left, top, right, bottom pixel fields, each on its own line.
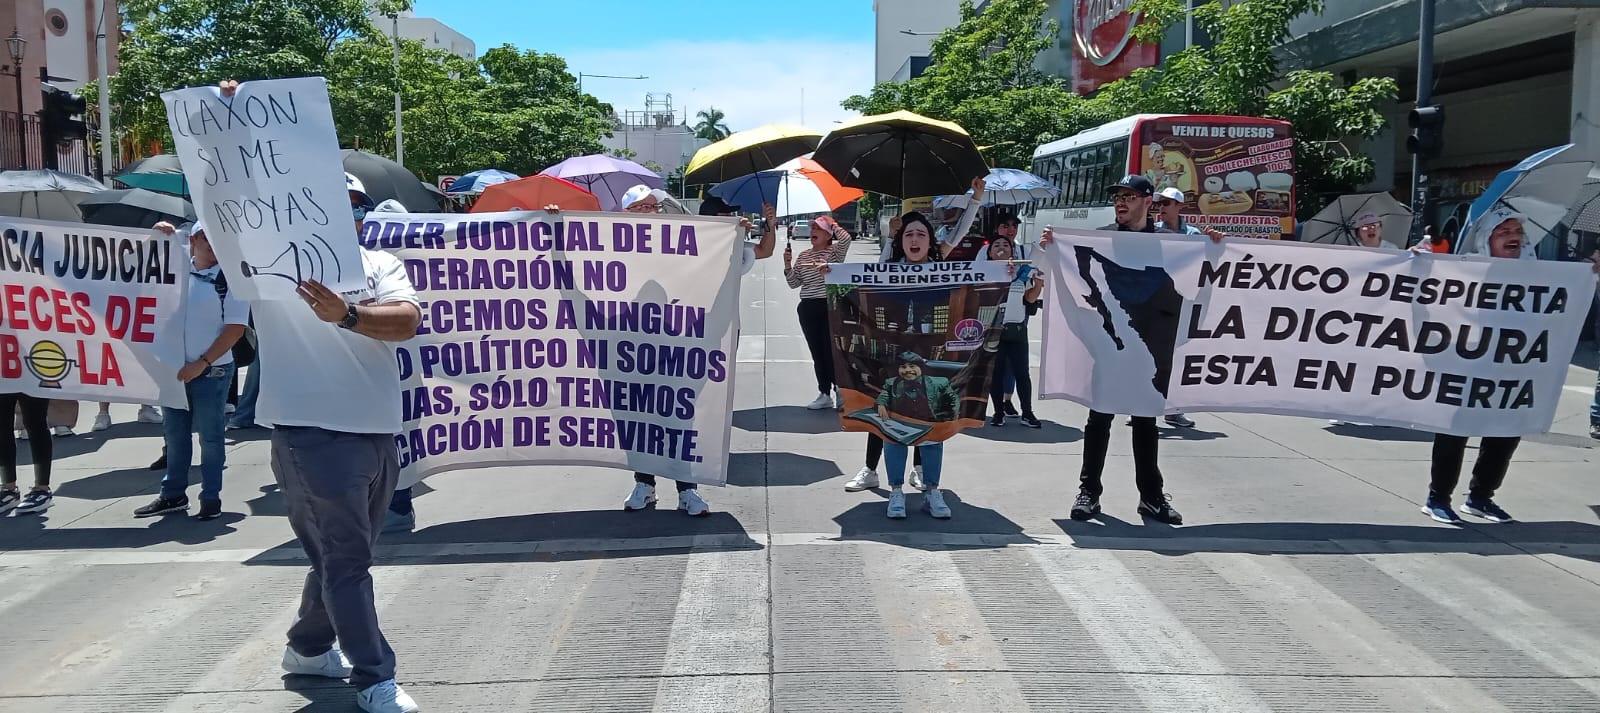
left=357, top=679, right=419, bottom=713
left=909, top=466, right=927, bottom=491
left=678, top=489, right=710, bottom=517
left=886, top=489, right=907, bottom=519
left=281, top=647, right=352, bottom=678
left=623, top=483, right=657, bottom=511
left=14, top=429, right=25, bottom=441
left=137, top=406, right=163, bottom=424
left=924, top=489, right=952, bottom=519
left=51, top=426, right=73, bottom=437
left=805, top=393, right=832, bottom=410
left=844, top=467, right=879, bottom=492
left=92, top=413, right=112, bottom=432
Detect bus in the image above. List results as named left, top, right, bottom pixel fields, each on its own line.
left=1025, top=114, right=1297, bottom=241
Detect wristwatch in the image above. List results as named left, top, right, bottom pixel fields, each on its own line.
left=338, top=304, right=360, bottom=330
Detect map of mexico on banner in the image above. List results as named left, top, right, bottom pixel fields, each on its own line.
left=0, top=217, right=187, bottom=407
left=163, top=77, right=364, bottom=300
left=365, top=211, right=742, bottom=487
left=1039, top=229, right=1596, bottom=436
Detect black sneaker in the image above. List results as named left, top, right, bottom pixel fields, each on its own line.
left=1070, top=492, right=1100, bottom=521
left=194, top=500, right=223, bottom=521
left=134, top=495, right=189, bottom=518
left=149, top=453, right=167, bottom=471
left=0, top=489, right=18, bottom=515
left=989, top=413, right=1006, bottom=427
left=1590, top=424, right=1600, bottom=440
left=1462, top=498, right=1514, bottom=523
left=1019, top=414, right=1042, bottom=429
left=14, top=489, right=50, bottom=514
left=1138, top=495, right=1183, bottom=525
left=1002, top=400, right=1019, bottom=417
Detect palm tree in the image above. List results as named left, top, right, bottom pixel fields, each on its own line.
left=694, top=108, right=731, bottom=141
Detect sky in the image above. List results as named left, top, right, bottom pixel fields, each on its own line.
left=412, top=0, right=876, bottom=131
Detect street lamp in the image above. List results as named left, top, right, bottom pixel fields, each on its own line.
left=577, top=72, right=647, bottom=94
left=4, top=29, right=26, bottom=169
left=898, top=30, right=940, bottom=36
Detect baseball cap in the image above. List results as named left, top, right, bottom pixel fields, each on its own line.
left=345, top=172, right=374, bottom=207
left=1106, top=174, right=1156, bottom=196
left=1156, top=187, right=1185, bottom=203
left=372, top=199, right=408, bottom=214
left=1354, top=212, right=1382, bottom=228
left=620, top=184, right=655, bottom=210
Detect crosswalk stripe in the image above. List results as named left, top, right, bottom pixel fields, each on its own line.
left=654, top=546, right=770, bottom=712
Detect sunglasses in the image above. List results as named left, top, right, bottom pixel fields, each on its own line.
left=1111, top=193, right=1145, bottom=204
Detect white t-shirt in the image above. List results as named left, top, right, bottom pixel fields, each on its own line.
left=254, top=248, right=420, bottom=434
left=185, top=264, right=250, bottom=365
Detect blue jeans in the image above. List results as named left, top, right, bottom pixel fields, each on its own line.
left=161, top=363, right=235, bottom=502
left=883, top=441, right=943, bottom=489
left=388, top=486, right=413, bottom=515
left=230, top=363, right=261, bottom=427
left=1591, top=364, right=1600, bottom=426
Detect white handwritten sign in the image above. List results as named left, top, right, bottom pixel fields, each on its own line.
left=163, top=77, right=364, bottom=300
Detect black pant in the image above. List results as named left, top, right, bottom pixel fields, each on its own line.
left=1430, top=434, right=1519, bottom=502
left=1, top=394, right=51, bottom=487
left=635, top=472, right=695, bottom=491
left=1080, top=410, right=1162, bottom=501
left=797, top=298, right=834, bottom=393
left=865, top=433, right=920, bottom=469
left=989, top=335, right=1033, bottom=416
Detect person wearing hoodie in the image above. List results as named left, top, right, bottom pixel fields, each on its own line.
left=1417, top=208, right=1533, bottom=525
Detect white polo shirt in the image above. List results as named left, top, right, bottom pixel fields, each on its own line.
left=253, top=248, right=419, bottom=434
left=185, top=264, right=250, bottom=365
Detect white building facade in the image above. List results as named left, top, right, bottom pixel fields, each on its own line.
left=367, top=8, right=476, bottom=61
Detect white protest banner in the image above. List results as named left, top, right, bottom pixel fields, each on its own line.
left=0, top=217, right=187, bottom=407
left=362, top=211, right=742, bottom=487
left=824, top=260, right=1014, bottom=287
left=163, top=77, right=364, bottom=300
left=1040, top=229, right=1595, bottom=436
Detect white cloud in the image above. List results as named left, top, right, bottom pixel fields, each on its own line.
left=563, top=38, right=875, bottom=132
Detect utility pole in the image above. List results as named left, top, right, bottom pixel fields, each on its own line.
left=1407, top=0, right=1440, bottom=245
left=95, top=0, right=112, bottom=182
left=392, top=12, right=404, bottom=168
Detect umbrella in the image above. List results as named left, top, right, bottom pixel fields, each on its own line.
left=710, top=156, right=863, bottom=217
left=811, top=110, right=988, bottom=199
left=341, top=149, right=445, bottom=212
left=540, top=154, right=661, bottom=211
left=931, top=168, right=1061, bottom=210
left=1301, top=192, right=1411, bottom=247
left=471, top=174, right=601, bottom=213
left=1462, top=144, right=1595, bottom=255
left=0, top=169, right=107, bottom=221
left=447, top=169, right=520, bottom=195
left=683, top=124, right=823, bottom=186
left=111, top=154, right=188, bottom=196
left=77, top=188, right=196, bottom=228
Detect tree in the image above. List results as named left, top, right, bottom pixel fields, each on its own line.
left=842, top=0, right=1109, bottom=170
left=1100, top=0, right=1399, bottom=217
left=693, top=108, right=731, bottom=141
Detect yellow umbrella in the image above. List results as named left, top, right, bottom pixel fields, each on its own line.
left=683, top=124, right=824, bottom=186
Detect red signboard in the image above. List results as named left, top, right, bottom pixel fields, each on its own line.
left=1073, top=0, right=1160, bottom=95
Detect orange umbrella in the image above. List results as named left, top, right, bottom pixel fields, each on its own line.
left=470, top=174, right=601, bottom=213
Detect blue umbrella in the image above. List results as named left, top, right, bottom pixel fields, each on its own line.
left=1462, top=144, right=1593, bottom=256
left=933, top=167, right=1059, bottom=208
left=447, top=169, right=520, bottom=195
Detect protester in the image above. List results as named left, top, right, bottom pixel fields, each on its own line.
left=210, top=88, right=424, bottom=713
left=370, top=198, right=418, bottom=535
left=1149, top=186, right=1225, bottom=429
left=133, top=221, right=249, bottom=521
left=826, top=212, right=951, bottom=517
left=1, top=394, right=53, bottom=514
left=878, top=179, right=986, bottom=262
left=982, top=235, right=1043, bottom=428
left=1352, top=212, right=1386, bottom=248
left=985, top=217, right=1024, bottom=416
left=784, top=214, right=854, bottom=410
left=1041, top=175, right=1185, bottom=525
left=1418, top=208, right=1535, bottom=525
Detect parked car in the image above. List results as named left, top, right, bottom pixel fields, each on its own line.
left=789, top=220, right=811, bottom=239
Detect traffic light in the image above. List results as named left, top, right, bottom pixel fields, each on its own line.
left=39, top=87, right=88, bottom=142
left=1407, top=104, right=1445, bottom=158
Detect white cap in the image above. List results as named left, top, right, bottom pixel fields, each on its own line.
left=1156, top=187, right=1185, bottom=203
left=187, top=219, right=206, bottom=238
left=372, top=199, right=408, bottom=214
left=620, top=184, right=655, bottom=210
left=345, top=172, right=372, bottom=205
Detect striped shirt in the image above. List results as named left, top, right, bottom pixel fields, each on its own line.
left=784, top=227, right=854, bottom=298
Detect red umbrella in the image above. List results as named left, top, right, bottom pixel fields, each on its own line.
left=470, top=174, right=602, bottom=213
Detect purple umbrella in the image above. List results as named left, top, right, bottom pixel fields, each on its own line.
left=540, top=155, right=662, bottom=211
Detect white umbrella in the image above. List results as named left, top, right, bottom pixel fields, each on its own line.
left=0, top=170, right=107, bottom=222
left=1302, top=192, right=1411, bottom=247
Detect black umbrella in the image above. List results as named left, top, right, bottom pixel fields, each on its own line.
left=811, top=110, right=988, bottom=199
left=78, top=188, right=197, bottom=229
left=341, top=149, right=441, bottom=212
left=111, top=154, right=189, bottom=196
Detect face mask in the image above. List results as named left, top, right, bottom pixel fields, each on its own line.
left=352, top=204, right=369, bottom=221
